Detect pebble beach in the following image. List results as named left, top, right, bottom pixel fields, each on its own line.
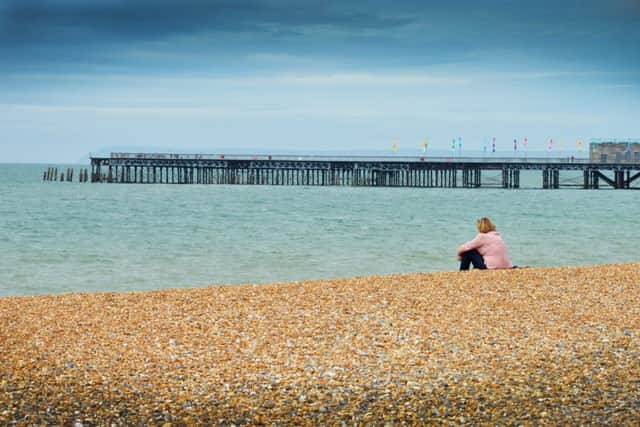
left=1, top=263, right=639, bottom=425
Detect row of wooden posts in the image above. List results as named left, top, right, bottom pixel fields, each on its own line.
left=41, top=164, right=607, bottom=189
left=43, top=162, right=640, bottom=189
left=43, top=167, right=90, bottom=183
left=91, top=164, right=500, bottom=187
left=88, top=164, right=635, bottom=189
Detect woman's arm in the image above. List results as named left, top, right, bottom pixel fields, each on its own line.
left=456, top=244, right=467, bottom=257
left=458, top=234, right=484, bottom=256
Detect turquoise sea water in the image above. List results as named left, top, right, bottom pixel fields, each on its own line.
left=1, top=163, right=638, bottom=297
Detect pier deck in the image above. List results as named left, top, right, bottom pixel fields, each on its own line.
left=87, top=153, right=640, bottom=189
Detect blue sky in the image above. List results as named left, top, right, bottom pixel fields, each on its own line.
left=1, top=0, right=639, bottom=162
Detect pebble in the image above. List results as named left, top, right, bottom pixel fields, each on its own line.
left=1, top=263, right=639, bottom=424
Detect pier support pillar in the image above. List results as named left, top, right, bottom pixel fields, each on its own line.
left=591, top=170, right=599, bottom=189
left=583, top=170, right=590, bottom=189
left=615, top=171, right=625, bottom=189
left=502, top=168, right=509, bottom=188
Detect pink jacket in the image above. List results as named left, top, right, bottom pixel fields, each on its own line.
left=460, top=231, right=512, bottom=269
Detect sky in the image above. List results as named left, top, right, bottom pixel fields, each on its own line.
left=1, top=0, right=639, bottom=163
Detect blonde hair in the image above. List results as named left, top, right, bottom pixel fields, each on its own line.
left=476, top=217, right=496, bottom=233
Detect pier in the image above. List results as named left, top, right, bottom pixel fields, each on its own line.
left=83, top=153, right=640, bottom=189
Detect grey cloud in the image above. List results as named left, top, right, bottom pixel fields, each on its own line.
left=1, top=0, right=265, bottom=44
left=0, top=0, right=425, bottom=74
left=0, top=0, right=415, bottom=46
left=0, top=0, right=638, bottom=77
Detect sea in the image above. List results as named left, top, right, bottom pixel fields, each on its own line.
left=1, top=163, right=638, bottom=297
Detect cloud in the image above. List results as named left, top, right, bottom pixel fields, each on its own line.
left=246, top=52, right=319, bottom=65
left=0, top=0, right=414, bottom=46
left=594, top=84, right=639, bottom=90
left=253, top=72, right=469, bottom=86
left=2, top=69, right=470, bottom=96
left=0, top=0, right=425, bottom=75
left=2, top=0, right=639, bottom=77
left=474, top=70, right=621, bottom=82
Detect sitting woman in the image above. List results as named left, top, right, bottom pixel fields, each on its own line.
left=457, top=217, right=513, bottom=270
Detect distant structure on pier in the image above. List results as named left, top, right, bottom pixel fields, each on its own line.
left=590, top=140, right=640, bottom=164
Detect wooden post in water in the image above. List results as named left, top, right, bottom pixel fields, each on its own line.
left=627, top=170, right=633, bottom=189
left=544, top=169, right=550, bottom=189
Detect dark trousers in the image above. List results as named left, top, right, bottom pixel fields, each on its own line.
left=460, top=249, right=487, bottom=271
